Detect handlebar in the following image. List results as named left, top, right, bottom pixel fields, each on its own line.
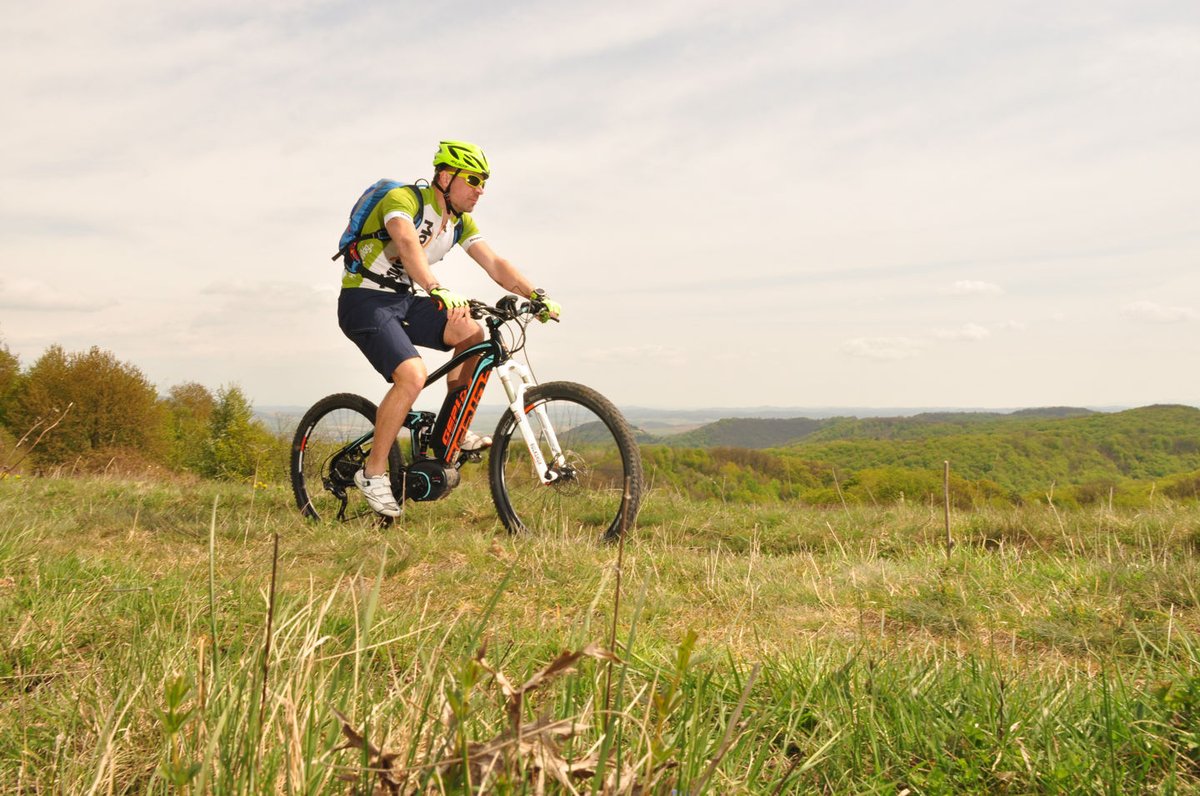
left=469, top=296, right=559, bottom=323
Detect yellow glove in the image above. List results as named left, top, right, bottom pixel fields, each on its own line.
left=529, top=289, right=561, bottom=323
left=429, top=286, right=469, bottom=310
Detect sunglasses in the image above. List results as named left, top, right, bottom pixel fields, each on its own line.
left=456, top=172, right=487, bottom=188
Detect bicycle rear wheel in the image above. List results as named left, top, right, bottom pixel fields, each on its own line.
left=290, top=393, right=403, bottom=523
left=489, top=381, right=643, bottom=542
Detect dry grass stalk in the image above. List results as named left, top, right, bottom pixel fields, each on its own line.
left=0, top=403, right=73, bottom=477
left=259, top=532, right=280, bottom=731
left=332, top=642, right=635, bottom=795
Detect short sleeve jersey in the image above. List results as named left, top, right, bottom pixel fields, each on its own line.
left=341, top=185, right=484, bottom=291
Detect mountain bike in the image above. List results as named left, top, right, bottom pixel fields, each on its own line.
left=289, top=296, right=643, bottom=541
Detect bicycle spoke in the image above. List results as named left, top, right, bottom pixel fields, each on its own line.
left=490, top=382, right=642, bottom=541
left=290, top=394, right=402, bottom=524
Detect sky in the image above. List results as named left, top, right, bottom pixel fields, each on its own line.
left=1, top=0, right=1198, bottom=413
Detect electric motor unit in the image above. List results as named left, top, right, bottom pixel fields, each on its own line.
left=403, top=459, right=461, bottom=501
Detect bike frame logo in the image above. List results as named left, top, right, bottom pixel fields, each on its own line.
left=441, top=369, right=492, bottom=460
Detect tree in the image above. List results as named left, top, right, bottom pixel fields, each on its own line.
left=202, top=385, right=285, bottom=481
left=10, top=345, right=166, bottom=467
left=163, top=382, right=216, bottom=473
left=0, top=340, right=18, bottom=428
left=0, top=340, right=20, bottom=466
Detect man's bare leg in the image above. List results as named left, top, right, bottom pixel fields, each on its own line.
left=443, top=314, right=485, bottom=391
left=364, top=357, right=426, bottom=478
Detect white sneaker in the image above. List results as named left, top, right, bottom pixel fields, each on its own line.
left=460, top=430, right=493, bottom=451
left=353, top=469, right=401, bottom=517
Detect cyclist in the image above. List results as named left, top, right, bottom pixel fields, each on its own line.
left=338, top=140, right=561, bottom=517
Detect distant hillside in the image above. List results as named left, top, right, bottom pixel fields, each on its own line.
left=641, top=405, right=1200, bottom=507
left=662, top=417, right=835, bottom=448
left=783, top=404, right=1200, bottom=493
left=650, top=407, right=1098, bottom=449
left=803, top=407, right=1099, bottom=443
left=1009, top=406, right=1097, bottom=418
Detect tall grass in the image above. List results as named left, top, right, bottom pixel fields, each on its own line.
left=1, top=474, right=1198, bottom=792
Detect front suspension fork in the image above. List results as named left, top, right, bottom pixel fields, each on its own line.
left=495, top=361, right=565, bottom=484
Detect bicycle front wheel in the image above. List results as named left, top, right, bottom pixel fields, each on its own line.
left=290, top=393, right=403, bottom=523
left=489, top=381, right=643, bottom=542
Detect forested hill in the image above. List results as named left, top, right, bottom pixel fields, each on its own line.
left=640, top=405, right=1200, bottom=506
left=788, top=404, right=1200, bottom=493
left=658, top=406, right=1098, bottom=448
left=663, top=416, right=834, bottom=447
left=803, top=406, right=1099, bottom=443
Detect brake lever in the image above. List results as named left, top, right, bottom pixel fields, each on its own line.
left=468, top=299, right=490, bottom=320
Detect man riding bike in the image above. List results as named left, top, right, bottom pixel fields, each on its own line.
left=337, top=140, right=561, bottom=518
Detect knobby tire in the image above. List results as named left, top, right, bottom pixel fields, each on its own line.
left=290, top=393, right=403, bottom=523
left=488, top=381, right=643, bottom=542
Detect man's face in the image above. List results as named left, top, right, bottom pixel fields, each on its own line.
left=446, top=170, right=486, bottom=212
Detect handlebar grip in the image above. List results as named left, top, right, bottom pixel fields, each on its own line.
left=523, top=299, right=560, bottom=322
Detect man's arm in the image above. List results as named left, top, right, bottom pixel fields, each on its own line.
left=384, top=216, right=439, bottom=292
left=465, top=241, right=539, bottom=298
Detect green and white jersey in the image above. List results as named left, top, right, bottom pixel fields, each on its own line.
left=341, top=185, right=483, bottom=291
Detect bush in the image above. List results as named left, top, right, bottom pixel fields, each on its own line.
left=0, top=340, right=18, bottom=429
left=845, top=467, right=943, bottom=505
left=163, top=382, right=216, bottom=474
left=9, top=345, right=165, bottom=468
left=1162, top=471, right=1200, bottom=503
left=200, top=385, right=286, bottom=482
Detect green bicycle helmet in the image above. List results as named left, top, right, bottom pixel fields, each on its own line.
left=433, top=140, right=490, bottom=177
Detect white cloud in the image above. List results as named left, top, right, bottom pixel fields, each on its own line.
left=0, top=279, right=115, bottom=312
left=933, top=323, right=991, bottom=341
left=841, top=337, right=923, bottom=361
left=944, top=280, right=1003, bottom=296
left=1121, top=300, right=1198, bottom=323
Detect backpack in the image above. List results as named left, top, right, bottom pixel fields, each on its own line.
left=332, top=179, right=464, bottom=292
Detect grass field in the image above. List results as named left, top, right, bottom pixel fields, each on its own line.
left=2, top=471, right=1199, bottom=793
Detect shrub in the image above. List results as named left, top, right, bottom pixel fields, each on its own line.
left=200, top=385, right=286, bottom=482
left=0, top=340, right=18, bottom=429
left=1162, top=471, right=1200, bottom=503
left=163, top=382, right=216, bottom=474
left=9, top=345, right=166, bottom=468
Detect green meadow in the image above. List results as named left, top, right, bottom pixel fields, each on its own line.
left=3, top=472, right=1199, bottom=793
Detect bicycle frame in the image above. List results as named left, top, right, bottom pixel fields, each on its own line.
left=408, top=318, right=567, bottom=484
